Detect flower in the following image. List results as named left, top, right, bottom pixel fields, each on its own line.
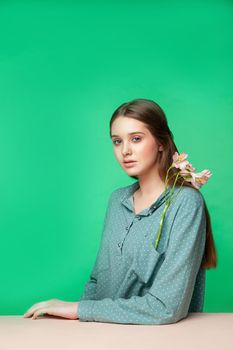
left=154, top=151, right=212, bottom=249
left=190, top=170, right=212, bottom=189
left=171, top=151, right=190, bottom=170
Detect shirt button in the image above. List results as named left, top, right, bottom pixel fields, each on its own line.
left=125, top=226, right=129, bottom=230
left=118, top=242, right=121, bottom=247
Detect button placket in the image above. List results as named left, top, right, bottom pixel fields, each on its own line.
left=117, top=242, right=122, bottom=248
left=134, top=215, right=141, bottom=221
left=117, top=220, right=134, bottom=255
left=119, top=220, right=134, bottom=256
left=116, top=241, right=122, bottom=256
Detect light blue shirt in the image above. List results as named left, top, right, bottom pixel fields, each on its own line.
left=78, top=181, right=206, bottom=324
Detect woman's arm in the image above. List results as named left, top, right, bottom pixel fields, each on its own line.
left=79, top=192, right=114, bottom=302
left=79, top=264, right=98, bottom=301
left=78, top=189, right=206, bottom=324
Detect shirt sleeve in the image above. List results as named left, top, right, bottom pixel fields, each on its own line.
left=79, top=191, right=114, bottom=302
left=77, top=188, right=207, bottom=324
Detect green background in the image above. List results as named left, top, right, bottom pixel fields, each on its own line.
left=0, top=0, right=232, bottom=315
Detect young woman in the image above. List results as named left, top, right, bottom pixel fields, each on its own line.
left=23, top=98, right=217, bottom=324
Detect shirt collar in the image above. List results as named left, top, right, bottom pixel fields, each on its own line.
left=120, top=181, right=173, bottom=216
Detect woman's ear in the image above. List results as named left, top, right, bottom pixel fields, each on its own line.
left=158, top=145, right=163, bottom=151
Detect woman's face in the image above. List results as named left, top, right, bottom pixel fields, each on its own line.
left=110, top=116, right=163, bottom=177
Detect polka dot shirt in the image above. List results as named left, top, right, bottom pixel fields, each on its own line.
left=78, top=181, right=206, bottom=325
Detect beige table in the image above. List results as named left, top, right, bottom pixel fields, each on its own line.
left=0, top=313, right=232, bottom=350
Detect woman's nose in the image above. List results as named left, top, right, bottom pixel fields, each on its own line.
left=122, top=143, right=131, bottom=156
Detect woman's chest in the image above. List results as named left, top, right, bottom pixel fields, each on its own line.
left=102, top=210, right=170, bottom=292
left=107, top=202, right=176, bottom=268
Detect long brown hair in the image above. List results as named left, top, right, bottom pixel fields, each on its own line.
left=109, top=98, right=217, bottom=270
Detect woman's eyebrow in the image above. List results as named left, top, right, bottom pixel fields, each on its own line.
left=111, top=131, right=145, bottom=138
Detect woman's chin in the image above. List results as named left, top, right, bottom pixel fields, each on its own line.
left=125, top=168, right=139, bottom=176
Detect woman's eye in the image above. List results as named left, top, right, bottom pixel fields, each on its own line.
left=132, top=136, right=141, bottom=142
left=112, top=137, right=141, bottom=145
left=113, top=139, right=121, bottom=145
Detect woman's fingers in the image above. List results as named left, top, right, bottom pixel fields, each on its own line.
left=23, top=299, right=78, bottom=320
left=24, top=301, right=49, bottom=318
left=24, top=307, right=42, bottom=318
left=31, top=308, right=47, bottom=320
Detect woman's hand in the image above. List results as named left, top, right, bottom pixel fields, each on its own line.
left=23, top=299, right=79, bottom=320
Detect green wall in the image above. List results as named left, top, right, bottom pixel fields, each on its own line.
left=0, top=0, right=232, bottom=315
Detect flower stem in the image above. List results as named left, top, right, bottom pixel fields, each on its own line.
left=154, top=169, right=184, bottom=249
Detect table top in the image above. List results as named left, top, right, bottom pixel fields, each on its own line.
left=0, top=313, right=233, bottom=350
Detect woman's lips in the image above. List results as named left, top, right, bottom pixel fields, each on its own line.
left=123, top=161, right=137, bottom=167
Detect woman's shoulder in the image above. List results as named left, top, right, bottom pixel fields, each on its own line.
left=174, top=185, right=205, bottom=209
left=108, top=183, right=205, bottom=210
